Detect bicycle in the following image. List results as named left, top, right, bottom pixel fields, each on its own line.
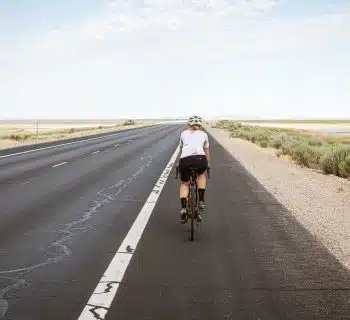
left=175, top=164, right=211, bottom=241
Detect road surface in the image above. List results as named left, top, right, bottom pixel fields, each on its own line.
left=0, top=124, right=349, bottom=319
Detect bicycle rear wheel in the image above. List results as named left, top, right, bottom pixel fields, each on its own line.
left=189, top=174, right=199, bottom=241
left=189, top=183, right=195, bottom=241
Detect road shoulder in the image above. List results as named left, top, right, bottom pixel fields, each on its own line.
left=205, top=125, right=350, bottom=270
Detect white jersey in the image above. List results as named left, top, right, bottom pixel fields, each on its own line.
left=179, top=129, right=209, bottom=158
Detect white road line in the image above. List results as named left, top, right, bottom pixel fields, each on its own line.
left=0, top=127, right=149, bottom=159
left=52, top=161, right=68, bottom=168
left=92, top=151, right=100, bottom=154
left=77, top=146, right=180, bottom=320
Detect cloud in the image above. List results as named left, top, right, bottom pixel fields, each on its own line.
left=3, top=0, right=349, bottom=94
left=23, top=0, right=348, bottom=62
left=1, top=0, right=347, bottom=77
left=87, top=0, right=280, bottom=37
left=1, top=1, right=350, bottom=119
left=30, top=1, right=278, bottom=47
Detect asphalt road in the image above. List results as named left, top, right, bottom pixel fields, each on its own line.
left=0, top=124, right=349, bottom=320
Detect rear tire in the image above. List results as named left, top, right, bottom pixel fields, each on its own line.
left=189, top=184, right=196, bottom=241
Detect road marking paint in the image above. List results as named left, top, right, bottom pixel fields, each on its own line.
left=77, top=146, right=180, bottom=320
left=0, top=126, right=153, bottom=159
left=92, top=151, right=100, bottom=154
left=52, top=162, right=68, bottom=168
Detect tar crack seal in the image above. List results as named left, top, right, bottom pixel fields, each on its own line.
left=0, top=299, right=8, bottom=318
left=87, top=304, right=109, bottom=320
left=103, top=281, right=119, bottom=294
left=93, top=281, right=119, bottom=294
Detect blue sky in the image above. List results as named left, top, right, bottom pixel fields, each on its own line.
left=1, top=0, right=350, bottom=119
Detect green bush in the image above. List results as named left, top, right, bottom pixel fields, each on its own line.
left=338, top=155, right=350, bottom=178
left=279, top=138, right=300, bottom=156
left=320, top=145, right=350, bottom=176
left=290, top=143, right=324, bottom=168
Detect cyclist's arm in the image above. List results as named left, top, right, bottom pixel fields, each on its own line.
left=204, top=147, right=210, bottom=164
left=203, top=134, right=210, bottom=165
left=178, top=133, right=183, bottom=154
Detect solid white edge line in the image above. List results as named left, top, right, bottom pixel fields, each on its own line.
left=0, top=126, right=155, bottom=159
left=52, top=161, right=68, bottom=168
left=77, top=145, right=180, bottom=320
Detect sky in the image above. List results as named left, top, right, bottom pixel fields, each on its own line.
left=1, top=0, right=350, bottom=119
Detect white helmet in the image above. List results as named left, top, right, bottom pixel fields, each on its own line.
left=187, top=115, right=203, bottom=126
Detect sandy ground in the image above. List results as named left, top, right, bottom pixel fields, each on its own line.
left=206, top=125, right=350, bottom=270
left=0, top=121, right=165, bottom=150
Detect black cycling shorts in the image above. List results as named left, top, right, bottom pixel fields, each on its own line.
left=178, top=155, right=208, bottom=182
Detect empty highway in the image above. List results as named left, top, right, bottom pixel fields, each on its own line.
left=0, top=124, right=349, bottom=319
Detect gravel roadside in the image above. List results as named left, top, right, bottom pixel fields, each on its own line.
left=206, top=125, right=350, bottom=270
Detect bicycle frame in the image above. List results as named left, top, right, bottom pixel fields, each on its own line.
left=175, top=164, right=210, bottom=241
left=188, top=166, right=199, bottom=241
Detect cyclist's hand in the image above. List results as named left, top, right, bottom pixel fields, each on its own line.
left=207, top=164, right=211, bottom=178
left=175, top=163, right=180, bottom=178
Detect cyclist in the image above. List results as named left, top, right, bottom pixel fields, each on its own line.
left=178, top=115, right=210, bottom=223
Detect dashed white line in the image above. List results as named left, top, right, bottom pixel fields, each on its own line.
left=92, top=151, right=100, bottom=154
left=77, top=146, right=180, bottom=320
left=52, top=161, right=68, bottom=168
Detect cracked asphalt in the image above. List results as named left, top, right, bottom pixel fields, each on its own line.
left=0, top=124, right=349, bottom=320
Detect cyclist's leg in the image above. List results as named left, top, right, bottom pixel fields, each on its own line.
left=179, top=157, right=191, bottom=223
left=180, top=180, right=190, bottom=206
left=195, top=155, right=208, bottom=211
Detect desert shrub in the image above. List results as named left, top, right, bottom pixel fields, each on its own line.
left=289, top=143, right=324, bottom=168
left=258, top=140, right=268, bottom=148
left=8, top=133, right=31, bottom=141
left=123, top=120, right=136, bottom=126
left=338, top=155, right=350, bottom=178
left=320, top=145, right=350, bottom=176
left=307, top=137, right=325, bottom=147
